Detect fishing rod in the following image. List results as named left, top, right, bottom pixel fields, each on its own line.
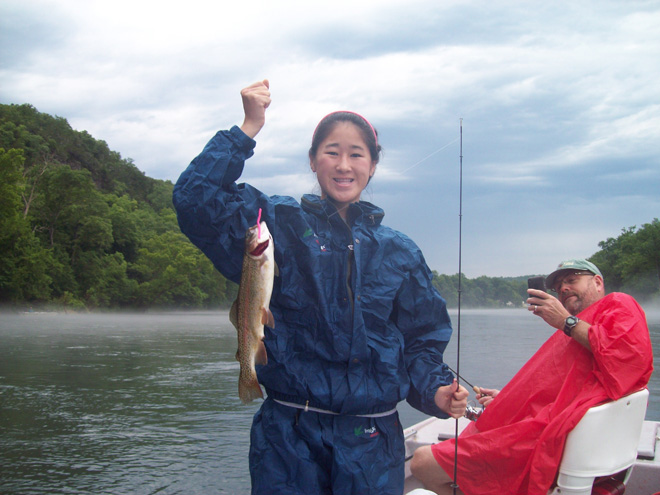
left=452, top=118, right=463, bottom=495
left=445, top=364, right=481, bottom=396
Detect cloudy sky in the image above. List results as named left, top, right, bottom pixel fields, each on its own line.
left=2, top=0, right=659, bottom=278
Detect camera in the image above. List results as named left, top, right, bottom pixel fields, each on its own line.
left=527, top=276, right=546, bottom=292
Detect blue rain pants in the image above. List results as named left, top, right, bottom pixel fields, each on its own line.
left=249, top=398, right=405, bottom=495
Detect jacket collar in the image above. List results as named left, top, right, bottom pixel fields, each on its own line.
left=301, top=194, right=384, bottom=227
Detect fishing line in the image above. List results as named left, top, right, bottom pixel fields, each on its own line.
left=396, top=137, right=459, bottom=176
left=312, top=122, right=466, bottom=492
left=452, top=118, right=463, bottom=495
left=446, top=364, right=480, bottom=395
left=319, top=136, right=459, bottom=222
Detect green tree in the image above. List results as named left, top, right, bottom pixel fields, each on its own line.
left=5, top=234, right=54, bottom=302
left=29, top=165, right=103, bottom=247
left=589, top=219, right=660, bottom=300
left=107, top=194, right=141, bottom=262
left=131, top=231, right=230, bottom=308
left=0, top=148, right=23, bottom=223
left=432, top=272, right=458, bottom=307
left=1, top=103, right=243, bottom=310
left=146, top=180, right=174, bottom=211
left=78, top=251, right=137, bottom=308
left=627, top=219, right=660, bottom=292
left=0, top=148, right=53, bottom=302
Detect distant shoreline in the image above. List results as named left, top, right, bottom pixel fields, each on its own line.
left=6, top=303, right=660, bottom=316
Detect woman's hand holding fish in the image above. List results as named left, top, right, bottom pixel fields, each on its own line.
left=435, top=379, right=469, bottom=419
left=240, top=79, right=271, bottom=139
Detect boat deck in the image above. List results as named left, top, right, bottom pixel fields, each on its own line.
left=403, top=417, right=660, bottom=494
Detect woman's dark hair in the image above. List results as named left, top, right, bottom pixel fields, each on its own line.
left=308, top=111, right=382, bottom=164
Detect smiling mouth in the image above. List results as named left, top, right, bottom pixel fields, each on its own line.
left=334, top=178, right=354, bottom=183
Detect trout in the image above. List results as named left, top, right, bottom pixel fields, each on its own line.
left=229, top=220, right=277, bottom=404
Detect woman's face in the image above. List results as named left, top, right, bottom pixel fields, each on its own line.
left=310, top=121, right=376, bottom=217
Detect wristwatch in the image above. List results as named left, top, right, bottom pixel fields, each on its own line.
left=563, top=316, right=579, bottom=337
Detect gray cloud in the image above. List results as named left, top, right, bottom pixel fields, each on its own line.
left=1, top=0, right=658, bottom=277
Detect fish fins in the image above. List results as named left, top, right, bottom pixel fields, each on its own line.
left=255, top=340, right=268, bottom=365
left=229, top=299, right=238, bottom=328
left=239, top=379, right=264, bottom=404
left=230, top=300, right=240, bottom=362
left=261, top=307, right=275, bottom=329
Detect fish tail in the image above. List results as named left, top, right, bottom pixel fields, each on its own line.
left=239, top=378, right=264, bottom=404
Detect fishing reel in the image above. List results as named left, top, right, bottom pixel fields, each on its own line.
left=464, top=401, right=484, bottom=422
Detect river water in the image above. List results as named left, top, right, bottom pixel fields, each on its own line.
left=1, top=308, right=658, bottom=495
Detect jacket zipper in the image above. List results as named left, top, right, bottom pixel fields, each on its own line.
left=346, top=243, right=355, bottom=315
left=342, top=219, right=355, bottom=317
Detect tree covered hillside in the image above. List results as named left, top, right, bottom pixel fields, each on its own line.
left=0, top=103, right=235, bottom=310
left=1, top=104, right=657, bottom=310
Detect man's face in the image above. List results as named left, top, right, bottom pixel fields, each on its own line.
left=554, top=271, right=604, bottom=315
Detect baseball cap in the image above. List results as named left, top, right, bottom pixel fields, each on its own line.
left=545, top=259, right=602, bottom=290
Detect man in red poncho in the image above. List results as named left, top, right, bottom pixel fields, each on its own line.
left=410, top=259, right=654, bottom=495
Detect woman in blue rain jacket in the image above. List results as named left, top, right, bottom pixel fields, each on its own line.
left=173, top=80, right=468, bottom=495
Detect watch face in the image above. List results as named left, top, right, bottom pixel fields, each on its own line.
left=564, top=316, right=578, bottom=336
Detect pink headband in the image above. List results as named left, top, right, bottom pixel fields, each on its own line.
left=313, top=111, right=378, bottom=147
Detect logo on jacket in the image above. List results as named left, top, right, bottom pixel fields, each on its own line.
left=303, top=228, right=327, bottom=252
left=354, top=426, right=379, bottom=438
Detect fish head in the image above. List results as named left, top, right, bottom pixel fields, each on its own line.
left=245, top=221, right=272, bottom=258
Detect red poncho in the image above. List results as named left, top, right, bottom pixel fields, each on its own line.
left=432, top=293, right=653, bottom=495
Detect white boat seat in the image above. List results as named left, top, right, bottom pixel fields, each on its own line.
left=549, top=389, right=649, bottom=495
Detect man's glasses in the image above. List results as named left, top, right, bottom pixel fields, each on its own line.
left=552, top=272, right=595, bottom=293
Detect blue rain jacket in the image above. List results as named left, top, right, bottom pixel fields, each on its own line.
left=173, top=125, right=454, bottom=418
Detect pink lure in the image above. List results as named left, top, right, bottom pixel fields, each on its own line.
left=257, top=208, right=262, bottom=238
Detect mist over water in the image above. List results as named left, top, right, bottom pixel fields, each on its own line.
left=1, top=312, right=257, bottom=494
left=1, top=309, right=658, bottom=494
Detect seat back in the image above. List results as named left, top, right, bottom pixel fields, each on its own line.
left=559, top=389, right=648, bottom=478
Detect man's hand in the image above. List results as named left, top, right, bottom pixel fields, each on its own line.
left=527, top=288, right=592, bottom=350
left=476, top=387, right=499, bottom=407
left=240, top=79, right=271, bottom=138
left=526, top=288, right=570, bottom=329
left=435, top=379, right=469, bottom=418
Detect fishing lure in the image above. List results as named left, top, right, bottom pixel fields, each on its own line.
left=257, top=208, right=262, bottom=238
